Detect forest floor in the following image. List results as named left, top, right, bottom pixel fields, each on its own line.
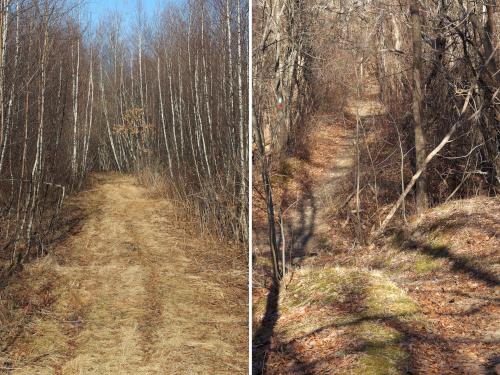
left=253, top=81, right=499, bottom=374
left=0, top=173, right=247, bottom=374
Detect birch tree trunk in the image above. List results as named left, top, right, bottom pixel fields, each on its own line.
left=236, top=0, right=246, bottom=237
left=26, top=0, right=49, bottom=254
left=71, top=38, right=81, bottom=182
left=0, top=0, right=9, bottom=175
left=157, top=55, right=173, bottom=178
left=100, top=58, right=121, bottom=172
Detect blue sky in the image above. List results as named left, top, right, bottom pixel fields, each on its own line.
left=85, top=0, right=180, bottom=29
left=86, top=0, right=155, bottom=19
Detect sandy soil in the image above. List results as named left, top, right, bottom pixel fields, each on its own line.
left=0, top=173, right=247, bottom=374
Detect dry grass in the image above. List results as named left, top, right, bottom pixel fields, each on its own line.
left=0, top=173, right=247, bottom=374
left=137, top=165, right=246, bottom=241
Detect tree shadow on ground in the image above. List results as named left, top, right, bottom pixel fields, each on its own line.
left=264, top=273, right=416, bottom=374
left=395, top=230, right=499, bottom=286
left=283, top=171, right=317, bottom=261
left=253, top=171, right=318, bottom=374
left=262, top=264, right=498, bottom=374
left=270, top=308, right=497, bottom=374
left=253, top=279, right=280, bottom=375
left=485, top=354, right=499, bottom=375
left=414, top=211, right=499, bottom=239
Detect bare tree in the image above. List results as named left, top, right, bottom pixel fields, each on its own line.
left=410, top=0, right=428, bottom=213
left=0, top=0, right=249, bottom=275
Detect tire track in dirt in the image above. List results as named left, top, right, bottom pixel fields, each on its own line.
left=0, top=173, right=247, bottom=374
left=124, top=220, right=164, bottom=362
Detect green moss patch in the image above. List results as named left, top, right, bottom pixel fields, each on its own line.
left=281, top=267, right=365, bottom=311
left=414, top=256, right=441, bottom=274
left=355, top=322, right=407, bottom=375
left=276, top=266, right=419, bottom=373
left=366, top=271, right=418, bottom=317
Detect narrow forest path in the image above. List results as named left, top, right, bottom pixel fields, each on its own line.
left=256, top=75, right=499, bottom=374
left=1, top=173, right=247, bottom=374
left=282, top=80, right=385, bottom=261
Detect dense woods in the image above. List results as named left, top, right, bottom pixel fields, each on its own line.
left=253, top=0, right=498, bottom=373
left=253, top=0, right=498, bottom=273
left=0, top=0, right=248, bottom=276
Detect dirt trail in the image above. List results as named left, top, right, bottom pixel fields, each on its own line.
left=283, top=81, right=385, bottom=260
left=1, top=173, right=247, bottom=374
left=256, top=74, right=499, bottom=374
left=253, top=80, right=391, bottom=374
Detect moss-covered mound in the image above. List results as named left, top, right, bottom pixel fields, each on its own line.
left=267, top=266, right=421, bottom=374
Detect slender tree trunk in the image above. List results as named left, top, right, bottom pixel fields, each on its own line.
left=226, top=0, right=235, bottom=116
left=26, top=0, right=49, bottom=254
left=254, top=109, right=281, bottom=281
left=193, top=53, right=211, bottom=179
left=157, top=55, right=173, bottom=178
left=0, top=0, right=9, bottom=174
left=236, top=0, right=247, bottom=238
left=100, top=58, right=121, bottom=172
left=410, top=0, right=428, bottom=213
left=71, top=38, right=81, bottom=182
left=82, top=46, right=94, bottom=178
